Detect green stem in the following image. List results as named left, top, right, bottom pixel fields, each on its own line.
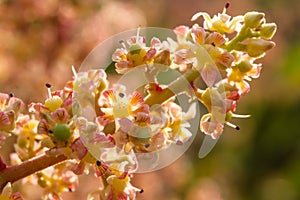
left=0, top=153, right=67, bottom=193
left=224, top=26, right=251, bottom=51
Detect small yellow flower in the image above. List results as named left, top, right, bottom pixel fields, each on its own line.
left=191, top=5, right=243, bottom=34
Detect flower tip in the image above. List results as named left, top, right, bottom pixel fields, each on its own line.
left=45, top=83, right=52, bottom=88
left=96, top=160, right=101, bottom=166
left=191, top=12, right=202, bottom=21
left=225, top=2, right=230, bottom=9
left=225, top=122, right=240, bottom=130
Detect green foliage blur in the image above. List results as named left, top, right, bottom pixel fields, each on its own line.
left=0, top=0, right=299, bottom=199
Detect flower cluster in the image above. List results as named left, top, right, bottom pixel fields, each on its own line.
left=0, top=4, right=276, bottom=200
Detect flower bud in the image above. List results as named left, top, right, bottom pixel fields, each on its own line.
left=236, top=60, right=252, bottom=72
left=244, top=12, right=265, bottom=28
left=246, top=38, right=275, bottom=57
left=44, top=96, right=63, bottom=112
left=53, top=123, right=71, bottom=141
left=260, top=23, right=277, bottom=39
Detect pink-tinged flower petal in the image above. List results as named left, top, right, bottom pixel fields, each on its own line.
left=0, top=93, right=9, bottom=106
left=7, top=97, right=24, bottom=113
left=71, top=161, right=86, bottom=175
left=127, top=36, right=146, bottom=46
left=217, top=51, right=234, bottom=68
left=51, top=90, right=63, bottom=97
left=248, top=63, right=262, bottom=78
left=71, top=138, right=88, bottom=160
left=206, top=32, right=226, bottom=46
left=173, top=25, right=190, bottom=38
left=143, top=48, right=156, bottom=61
left=115, top=61, right=131, bottom=74
left=173, top=49, right=194, bottom=65
left=150, top=37, right=162, bottom=48
left=61, top=97, right=72, bottom=111
left=28, top=102, right=48, bottom=113
left=112, top=48, right=128, bottom=62
left=135, top=112, right=150, bottom=124
left=191, top=24, right=206, bottom=45
left=129, top=91, right=144, bottom=107
left=201, top=121, right=224, bottom=139
left=96, top=115, right=113, bottom=127
left=51, top=108, right=69, bottom=123
left=118, top=118, right=134, bottom=133
left=90, top=133, right=115, bottom=148
left=0, top=111, right=11, bottom=128
left=37, top=119, right=50, bottom=135
left=103, top=90, right=117, bottom=103
left=237, top=81, right=251, bottom=95
left=201, top=64, right=218, bottom=87
left=149, top=132, right=166, bottom=150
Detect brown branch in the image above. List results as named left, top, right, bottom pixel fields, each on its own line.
left=0, top=153, right=67, bottom=192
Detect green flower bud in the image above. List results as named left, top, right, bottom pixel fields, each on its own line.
left=236, top=60, right=252, bottom=72
left=225, top=111, right=233, bottom=121
left=244, top=12, right=265, bottom=28
left=260, top=23, right=277, bottom=39
left=53, top=123, right=71, bottom=141
left=246, top=38, right=275, bottom=57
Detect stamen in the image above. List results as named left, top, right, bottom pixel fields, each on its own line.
left=119, top=93, right=125, bottom=98
left=139, top=189, right=144, bottom=193
left=211, top=42, right=216, bottom=47
left=136, top=25, right=141, bottom=44
left=96, top=160, right=101, bottom=166
left=231, top=113, right=251, bottom=118
left=9, top=93, right=14, bottom=98
left=48, top=130, right=53, bottom=134
left=225, top=121, right=240, bottom=130
left=222, top=2, right=230, bottom=14
left=45, top=83, right=52, bottom=98
left=119, top=40, right=127, bottom=49
left=71, top=65, right=77, bottom=79
left=225, top=2, right=230, bottom=9
left=145, top=143, right=150, bottom=148
left=45, top=83, right=52, bottom=88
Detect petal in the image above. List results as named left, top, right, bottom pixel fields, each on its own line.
left=0, top=111, right=11, bottom=128
left=206, top=32, right=226, bottom=46
left=103, top=90, right=117, bottom=104
left=143, top=48, right=156, bottom=61
left=217, top=51, right=234, bottom=68
left=201, top=63, right=218, bottom=87
left=173, top=25, right=189, bottom=37
left=191, top=24, right=206, bottom=45
left=191, top=12, right=212, bottom=23
left=129, top=91, right=144, bottom=106
left=51, top=108, right=69, bottom=123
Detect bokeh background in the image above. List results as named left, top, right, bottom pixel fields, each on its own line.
left=1, top=0, right=300, bottom=199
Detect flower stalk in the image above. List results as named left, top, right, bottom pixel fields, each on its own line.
left=0, top=153, right=67, bottom=193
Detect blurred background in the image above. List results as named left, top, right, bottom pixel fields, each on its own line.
left=0, top=0, right=300, bottom=199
